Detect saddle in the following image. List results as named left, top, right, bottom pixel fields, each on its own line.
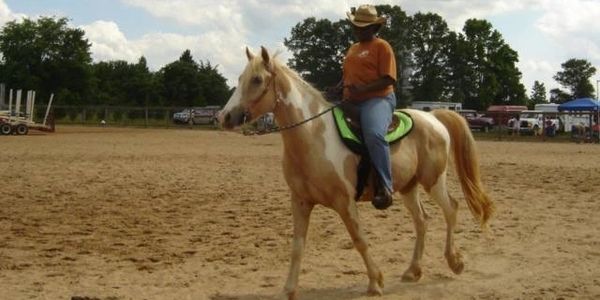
left=333, top=102, right=413, bottom=154
left=332, top=102, right=414, bottom=201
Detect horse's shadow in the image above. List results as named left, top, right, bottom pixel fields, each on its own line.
left=209, top=286, right=364, bottom=300
left=210, top=276, right=457, bottom=300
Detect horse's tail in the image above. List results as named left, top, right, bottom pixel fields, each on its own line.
left=432, top=109, right=495, bottom=227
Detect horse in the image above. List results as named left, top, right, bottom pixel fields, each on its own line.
left=218, top=46, right=494, bottom=299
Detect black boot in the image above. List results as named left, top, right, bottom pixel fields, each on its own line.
left=372, top=185, right=393, bottom=210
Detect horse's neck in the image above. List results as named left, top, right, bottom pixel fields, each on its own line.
left=273, top=73, right=332, bottom=150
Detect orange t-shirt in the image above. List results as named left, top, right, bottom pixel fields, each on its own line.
left=343, top=37, right=397, bottom=102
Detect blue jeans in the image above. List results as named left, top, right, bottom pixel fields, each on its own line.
left=355, top=93, right=396, bottom=192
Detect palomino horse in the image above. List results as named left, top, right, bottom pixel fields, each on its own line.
left=218, top=47, right=494, bottom=299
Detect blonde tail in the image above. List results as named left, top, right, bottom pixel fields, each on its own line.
left=432, top=110, right=495, bottom=226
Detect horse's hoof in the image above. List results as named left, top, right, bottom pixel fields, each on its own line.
left=282, top=288, right=297, bottom=300
left=446, top=252, right=464, bottom=275
left=449, top=259, right=464, bottom=274
left=285, top=291, right=297, bottom=300
left=401, top=266, right=422, bottom=282
left=367, top=270, right=384, bottom=296
left=367, top=285, right=383, bottom=296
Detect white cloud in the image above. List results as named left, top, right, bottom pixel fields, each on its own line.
left=81, top=18, right=252, bottom=86
left=3, top=0, right=600, bottom=94
left=536, top=0, right=600, bottom=61
left=81, top=21, right=142, bottom=63
left=0, top=0, right=26, bottom=25
left=519, top=59, right=559, bottom=92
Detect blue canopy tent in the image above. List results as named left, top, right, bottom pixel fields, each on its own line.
left=558, top=98, right=600, bottom=142
left=558, top=98, right=600, bottom=111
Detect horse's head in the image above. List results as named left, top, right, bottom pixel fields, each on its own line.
left=218, top=46, right=281, bottom=129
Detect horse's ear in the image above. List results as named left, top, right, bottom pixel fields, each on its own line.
left=246, top=47, right=255, bottom=61
left=260, top=46, right=271, bottom=70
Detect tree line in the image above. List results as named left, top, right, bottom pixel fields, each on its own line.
left=0, top=9, right=597, bottom=110
left=0, top=17, right=232, bottom=108
left=285, top=5, right=598, bottom=109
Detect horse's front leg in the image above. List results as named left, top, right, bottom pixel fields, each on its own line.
left=283, top=196, right=314, bottom=300
left=335, top=199, right=383, bottom=296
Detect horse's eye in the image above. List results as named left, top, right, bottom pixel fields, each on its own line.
left=252, top=76, right=262, bottom=85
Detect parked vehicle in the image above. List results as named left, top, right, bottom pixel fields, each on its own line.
left=410, top=101, right=462, bottom=111
left=515, top=110, right=561, bottom=135
left=458, top=109, right=495, bottom=132
left=486, top=105, right=527, bottom=128
left=173, top=105, right=221, bottom=125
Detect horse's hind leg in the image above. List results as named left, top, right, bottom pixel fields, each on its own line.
left=401, top=186, right=427, bottom=282
left=335, top=200, right=383, bottom=296
left=429, top=174, right=464, bottom=274
left=283, top=196, right=314, bottom=300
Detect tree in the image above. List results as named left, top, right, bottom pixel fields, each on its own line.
left=407, top=12, right=450, bottom=103
left=553, top=58, right=596, bottom=99
left=549, top=88, right=571, bottom=104
left=454, top=19, right=526, bottom=110
left=159, top=50, right=204, bottom=107
left=197, top=60, right=231, bottom=106
left=0, top=17, right=93, bottom=105
left=158, top=50, right=231, bottom=107
left=284, top=17, right=351, bottom=90
left=529, top=81, right=547, bottom=108
left=89, top=57, right=160, bottom=106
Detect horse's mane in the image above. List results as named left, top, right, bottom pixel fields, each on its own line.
left=271, top=55, right=331, bottom=107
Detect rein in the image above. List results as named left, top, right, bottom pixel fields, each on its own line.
left=243, top=71, right=339, bottom=136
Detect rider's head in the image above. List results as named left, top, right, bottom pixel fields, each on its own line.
left=347, top=4, right=385, bottom=42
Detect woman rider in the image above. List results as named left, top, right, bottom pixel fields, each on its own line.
left=341, top=4, right=397, bottom=210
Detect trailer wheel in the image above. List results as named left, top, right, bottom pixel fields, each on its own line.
left=15, top=124, right=29, bottom=135
left=0, top=123, right=11, bottom=135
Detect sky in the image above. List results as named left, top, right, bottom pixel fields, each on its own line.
left=1, top=0, right=600, bottom=97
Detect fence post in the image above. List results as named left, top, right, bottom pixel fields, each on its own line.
left=145, top=107, right=149, bottom=128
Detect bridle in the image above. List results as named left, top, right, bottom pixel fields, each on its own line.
left=243, top=69, right=338, bottom=136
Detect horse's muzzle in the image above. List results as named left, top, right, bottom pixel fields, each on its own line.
left=219, top=106, right=248, bottom=129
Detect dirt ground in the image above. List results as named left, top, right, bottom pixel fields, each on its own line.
left=1, top=126, right=599, bottom=300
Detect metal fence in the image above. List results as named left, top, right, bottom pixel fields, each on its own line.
left=468, top=110, right=599, bottom=143
left=6, top=104, right=599, bottom=143
left=41, top=105, right=217, bottom=128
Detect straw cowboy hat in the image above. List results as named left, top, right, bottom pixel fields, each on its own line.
left=347, top=4, right=386, bottom=27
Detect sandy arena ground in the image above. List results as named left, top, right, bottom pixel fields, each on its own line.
left=1, top=126, right=599, bottom=300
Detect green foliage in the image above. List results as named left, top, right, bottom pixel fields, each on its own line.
left=549, top=88, right=571, bottom=104
left=0, top=17, right=231, bottom=108
left=157, top=50, right=230, bottom=107
left=457, top=19, right=526, bottom=110
left=553, top=58, right=597, bottom=99
left=529, top=81, right=547, bottom=107
left=407, top=12, right=450, bottom=104
left=284, top=17, right=350, bottom=90
left=283, top=7, right=527, bottom=111
left=0, top=17, right=92, bottom=105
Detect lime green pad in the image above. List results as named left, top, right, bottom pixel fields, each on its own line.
left=332, top=107, right=413, bottom=153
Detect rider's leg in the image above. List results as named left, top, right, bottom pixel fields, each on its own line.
left=359, top=93, right=396, bottom=209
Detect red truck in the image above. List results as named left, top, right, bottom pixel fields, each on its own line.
left=458, top=109, right=495, bottom=132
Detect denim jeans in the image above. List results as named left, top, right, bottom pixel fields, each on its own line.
left=355, top=92, right=396, bottom=192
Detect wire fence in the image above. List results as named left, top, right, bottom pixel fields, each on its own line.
left=42, top=105, right=218, bottom=128
left=5, top=104, right=599, bottom=143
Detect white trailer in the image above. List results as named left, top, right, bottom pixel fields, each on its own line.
left=409, top=101, right=462, bottom=111
left=0, top=88, right=54, bottom=135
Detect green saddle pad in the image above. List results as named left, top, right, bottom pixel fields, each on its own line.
left=332, top=107, right=413, bottom=154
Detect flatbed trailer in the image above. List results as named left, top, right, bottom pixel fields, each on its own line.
left=0, top=89, right=54, bottom=135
